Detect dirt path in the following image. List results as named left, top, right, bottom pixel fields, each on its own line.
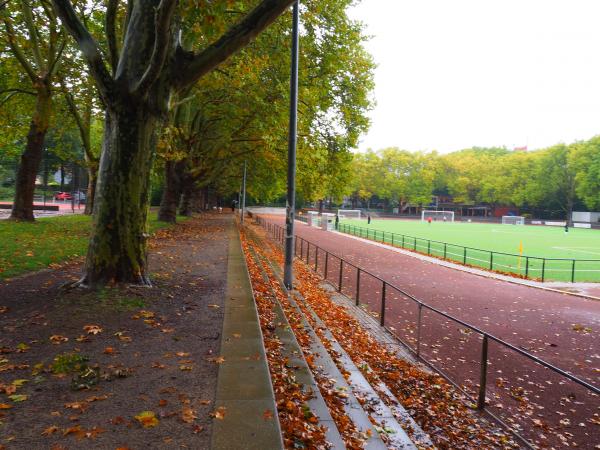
left=262, top=216, right=600, bottom=448
left=0, top=213, right=231, bottom=449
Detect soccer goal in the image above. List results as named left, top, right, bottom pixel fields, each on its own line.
left=421, top=210, right=454, bottom=222
left=502, top=216, right=525, bottom=225
left=337, top=209, right=361, bottom=220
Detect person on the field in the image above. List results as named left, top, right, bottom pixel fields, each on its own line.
left=367, top=214, right=371, bottom=224
left=427, top=217, right=432, bottom=224
left=335, top=214, right=339, bottom=230
left=564, top=222, right=569, bottom=233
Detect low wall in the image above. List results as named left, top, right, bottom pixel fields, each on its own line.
left=246, top=207, right=286, bottom=216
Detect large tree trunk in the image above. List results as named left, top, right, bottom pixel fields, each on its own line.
left=178, top=173, right=192, bottom=217
left=158, top=160, right=183, bottom=223
left=84, top=166, right=97, bottom=215
left=179, top=178, right=203, bottom=216
left=82, top=102, right=157, bottom=287
left=10, top=85, right=51, bottom=221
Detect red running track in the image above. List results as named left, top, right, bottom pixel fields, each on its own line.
left=262, top=216, right=600, bottom=449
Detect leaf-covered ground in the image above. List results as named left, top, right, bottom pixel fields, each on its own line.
left=0, top=214, right=228, bottom=449
left=0, top=213, right=187, bottom=280
left=247, top=221, right=523, bottom=449
left=243, top=232, right=370, bottom=449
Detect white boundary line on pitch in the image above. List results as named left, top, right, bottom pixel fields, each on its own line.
left=330, top=230, right=600, bottom=302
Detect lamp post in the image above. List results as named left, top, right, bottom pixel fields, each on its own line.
left=240, top=160, right=247, bottom=224
left=283, top=0, right=299, bottom=290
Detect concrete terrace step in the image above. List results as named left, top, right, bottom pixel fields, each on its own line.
left=248, top=248, right=386, bottom=450
left=246, top=245, right=346, bottom=449
left=290, top=290, right=434, bottom=449
left=258, top=253, right=424, bottom=450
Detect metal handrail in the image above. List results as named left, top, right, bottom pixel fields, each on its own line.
left=337, top=222, right=600, bottom=283
left=255, top=216, right=600, bottom=402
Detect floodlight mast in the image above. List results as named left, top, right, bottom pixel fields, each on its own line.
left=284, top=1, right=299, bottom=290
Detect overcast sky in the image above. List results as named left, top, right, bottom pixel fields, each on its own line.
left=347, top=0, right=600, bottom=153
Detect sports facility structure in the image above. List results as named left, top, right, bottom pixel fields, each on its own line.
left=502, top=215, right=525, bottom=225
left=421, top=210, right=454, bottom=222
left=337, top=209, right=361, bottom=219
left=337, top=217, right=600, bottom=282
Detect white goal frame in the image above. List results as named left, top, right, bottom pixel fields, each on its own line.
left=421, top=210, right=455, bottom=222
left=502, top=215, right=525, bottom=225
left=337, top=209, right=361, bottom=220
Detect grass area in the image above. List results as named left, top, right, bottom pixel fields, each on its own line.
left=339, top=219, right=600, bottom=282
left=0, top=213, right=186, bottom=280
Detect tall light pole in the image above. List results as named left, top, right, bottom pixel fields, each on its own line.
left=240, top=160, right=247, bottom=224
left=283, top=1, right=299, bottom=290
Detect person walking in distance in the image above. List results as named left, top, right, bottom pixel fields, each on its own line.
left=367, top=214, right=371, bottom=225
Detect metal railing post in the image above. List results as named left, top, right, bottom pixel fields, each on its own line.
left=489, top=252, right=493, bottom=270
left=463, top=247, right=467, bottom=264
left=324, top=252, right=329, bottom=279
left=300, top=239, right=304, bottom=260
left=315, top=248, right=318, bottom=271
left=380, top=282, right=386, bottom=326
left=571, top=260, right=576, bottom=283
left=356, top=268, right=361, bottom=306
left=306, top=242, right=310, bottom=264
left=477, top=335, right=489, bottom=410
left=391, top=233, right=394, bottom=247
left=338, top=259, right=343, bottom=292
left=427, top=240, right=431, bottom=255
left=443, top=243, right=447, bottom=259
left=525, top=257, right=529, bottom=278
left=416, top=303, right=423, bottom=356
left=402, top=235, right=405, bottom=248
left=413, top=237, right=417, bottom=251
left=541, top=258, right=546, bottom=282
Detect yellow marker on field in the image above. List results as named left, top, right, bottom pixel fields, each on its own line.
left=518, top=240, right=523, bottom=270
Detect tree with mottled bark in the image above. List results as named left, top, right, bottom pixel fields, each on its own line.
left=51, top=0, right=296, bottom=286
left=1, top=1, right=66, bottom=221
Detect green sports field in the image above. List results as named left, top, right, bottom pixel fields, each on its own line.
left=338, top=219, right=600, bottom=282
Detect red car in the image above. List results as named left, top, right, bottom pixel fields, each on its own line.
left=54, top=192, right=73, bottom=201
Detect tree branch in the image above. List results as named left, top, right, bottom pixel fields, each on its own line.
left=20, top=1, right=44, bottom=70
left=173, top=0, right=295, bottom=90
left=132, top=0, right=177, bottom=96
left=0, top=88, right=36, bottom=96
left=105, top=0, right=119, bottom=75
left=2, top=18, right=38, bottom=82
left=52, top=0, right=114, bottom=101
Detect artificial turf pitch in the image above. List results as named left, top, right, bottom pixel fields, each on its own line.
left=339, top=219, right=600, bottom=282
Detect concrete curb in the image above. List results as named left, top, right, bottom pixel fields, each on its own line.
left=210, top=222, right=283, bottom=450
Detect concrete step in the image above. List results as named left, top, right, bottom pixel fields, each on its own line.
left=246, top=246, right=346, bottom=449
left=252, top=250, right=388, bottom=450
left=291, top=291, right=434, bottom=449
left=259, top=252, right=422, bottom=450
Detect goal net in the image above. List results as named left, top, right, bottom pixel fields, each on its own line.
left=337, top=209, right=361, bottom=220
left=502, top=216, right=525, bottom=225
left=421, top=210, right=454, bottom=222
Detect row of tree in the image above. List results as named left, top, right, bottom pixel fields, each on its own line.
left=349, top=139, right=600, bottom=221
left=0, top=0, right=374, bottom=286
